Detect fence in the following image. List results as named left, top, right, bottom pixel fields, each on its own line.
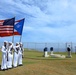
left=0, top=42, right=76, bottom=52
left=23, top=42, right=76, bottom=52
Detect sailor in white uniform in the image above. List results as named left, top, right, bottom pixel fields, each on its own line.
left=18, top=43, right=24, bottom=66
left=13, top=42, right=19, bottom=68
left=7, top=42, right=13, bottom=69
left=1, top=41, right=8, bottom=71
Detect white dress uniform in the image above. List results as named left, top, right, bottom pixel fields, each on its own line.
left=1, top=45, right=7, bottom=70
left=18, top=46, right=23, bottom=65
left=13, top=45, right=19, bottom=67
left=7, top=44, right=13, bottom=69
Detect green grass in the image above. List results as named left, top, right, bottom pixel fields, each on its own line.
left=0, top=49, right=76, bottom=75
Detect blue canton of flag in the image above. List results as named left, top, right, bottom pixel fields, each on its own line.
left=14, top=18, right=25, bottom=35
left=3, top=17, right=15, bottom=26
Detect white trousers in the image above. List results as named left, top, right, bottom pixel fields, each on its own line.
left=44, top=51, right=49, bottom=57
left=50, top=51, right=53, bottom=55
left=13, top=52, right=18, bottom=67
left=1, top=54, right=7, bottom=70
left=7, top=53, right=13, bottom=68
left=68, top=51, right=71, bottom=56
left=18, top=53, right=22, bottom=65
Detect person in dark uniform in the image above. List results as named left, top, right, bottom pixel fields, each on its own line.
left=50, top=47, right=54, bottom=55
left=50, top=47, right=53, bottom=51
left=43, top=47, right=49, bottom=57
left=66, top=45, right=72, bottom=58
left=67, top=45, right=71, bottom=52
left=44, top=47, right=47, bottom=52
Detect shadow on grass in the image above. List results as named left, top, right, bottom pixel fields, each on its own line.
left=25, top=56, right=68, bottom=61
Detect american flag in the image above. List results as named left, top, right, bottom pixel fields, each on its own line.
left=0, top=18, right=22, bottom=37
left=0, top=18, right=14, bottom=37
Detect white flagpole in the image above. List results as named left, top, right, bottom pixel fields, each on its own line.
left=19, top=35, right=22, bottom=42
left=12, top=21, right=14, bottom=43
left=12, top=34, right=14, bottom=43
left=19, top=18, right=25, bottom=43
left=12, top=17, right=15, bottom=43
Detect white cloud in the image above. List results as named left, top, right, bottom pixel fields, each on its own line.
left=0, top=0, right=76, bottom=42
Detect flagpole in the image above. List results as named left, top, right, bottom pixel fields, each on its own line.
left=19, top=35, right=22, bottom=42
left=12, top=34, right=14, bottom=43
left=12, top=23, right=14, bottom=43
left=12, top=17, right=15, bottom=43
left=19, top=18, right=25, bottom=43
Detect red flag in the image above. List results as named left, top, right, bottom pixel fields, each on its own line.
left=0, top=18, right=15, bottom=37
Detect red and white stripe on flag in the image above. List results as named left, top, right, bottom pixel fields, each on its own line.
left=0, top=19, right=21, bottom=37
left=0, top=20, right=13, bottom=37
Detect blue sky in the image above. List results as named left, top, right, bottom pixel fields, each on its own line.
left=0, top=0, right=76, bottom=43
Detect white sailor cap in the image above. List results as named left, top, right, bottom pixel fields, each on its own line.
left=16, top=42, right=19, bottom=44
left=19, top=42, right=22, bottom=45
left=9, top=42, right=13, bottom=46
left=4, top=41, right=8, bottom=43
left=9, top=41, right=12, bottom=44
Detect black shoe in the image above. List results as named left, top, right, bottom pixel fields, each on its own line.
left=8, top=68, right=12, bottom=69
left=5, top=69, right=8, bottom=70
left=1, top=69, right=5, bottom=71
left=14, top=67, right=17, bottom=68
left=18, top=64, right=23, bottom=66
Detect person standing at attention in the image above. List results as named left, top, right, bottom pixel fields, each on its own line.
left=18, top=43, right=24, bottom=66
left=13, top=42, right=19, bottom=68
left=1, top=41, right=8, bottom=71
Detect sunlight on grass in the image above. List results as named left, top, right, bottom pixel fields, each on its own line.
left=0, top=49, right=76, bottom=75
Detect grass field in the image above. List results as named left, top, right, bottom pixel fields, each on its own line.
left=0, top=49, right=76, bottom=75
